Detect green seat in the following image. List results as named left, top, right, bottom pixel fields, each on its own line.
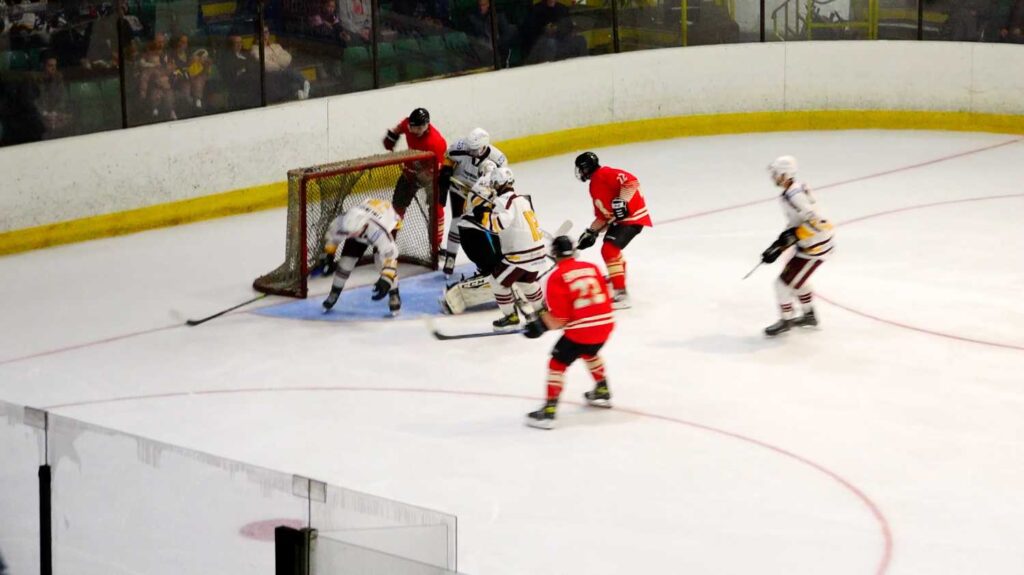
left=444, top=31, right=470, bottom=50
left=8, top=51, right=31, bottom=71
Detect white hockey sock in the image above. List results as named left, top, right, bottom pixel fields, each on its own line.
left=494, top=284, right=516, bottom=317
left=796, top=286, right=814, bottom=313
left=516, top=282, right=544, bottom=316
left=332, top=256, right=358, bottom=291
left=445, top=226, right=462, bottom=257
left=774, top=278, right=796, bottom=319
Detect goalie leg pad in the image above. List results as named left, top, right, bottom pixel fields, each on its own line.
left=442, top=274, right=494, bottom=314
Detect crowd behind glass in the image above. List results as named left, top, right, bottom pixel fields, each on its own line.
left=0, top=0, right=1021, bottom=146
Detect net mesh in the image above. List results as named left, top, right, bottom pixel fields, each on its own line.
left=254, top=150, right=439, bottom=298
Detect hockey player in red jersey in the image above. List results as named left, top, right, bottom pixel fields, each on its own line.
left=573, top=151, right=652, bottom=309
left=383, top=107, right=448, bottom=248
left=522, top=235, right=615, bottom=430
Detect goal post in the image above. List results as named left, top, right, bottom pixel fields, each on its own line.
left=253, top=150, right=440, bottom=298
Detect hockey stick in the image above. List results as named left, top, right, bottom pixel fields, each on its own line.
left=185, top=293, right=268, bottom=326
left=426, top=317, right=525, bottom=340
left=741, top=261, right=763, bottom=280
left=431, top=327, right=526, bottom=340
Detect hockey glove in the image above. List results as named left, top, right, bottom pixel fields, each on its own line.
left=611, top=198, right=629, bottom=220
left=761, top=228, right=798, bottom=264
left=383, top=130, right=399, bottom=151
left=523, top=317, right=547, bottom=339
left=372, top=277, right=393, bottom=300
left=577, top=228, right=600, bottom=250
left=314, top=253, right=338, bottom=277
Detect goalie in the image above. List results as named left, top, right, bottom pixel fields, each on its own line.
left=321, top=198, right=403, bottom=316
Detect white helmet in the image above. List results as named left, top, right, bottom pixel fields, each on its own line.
left=489, top=166, right=514, bottom=191
left=768, top=155, right=798, bottom=181
left=467, top=128, right=490, bottom=156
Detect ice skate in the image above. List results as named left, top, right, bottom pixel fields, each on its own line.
left=526, top=402, right=557, bottom=430
left=322, top=287, right=341, bottom=312
left=611, top=289, right=631, bottom=310
left=583, top=382, right=612, bottom=408
left=441, top=250, right=457, bottom=276
left=388, top=289, right=401, bottom=316
left=764, top=318, right=792, bottom=336
left=792, top=309, right=817, bottom=328
left=492, top=311, right=520, bottom=331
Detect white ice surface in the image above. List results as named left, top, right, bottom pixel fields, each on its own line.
left=2, top=130, right=1024, bottom=575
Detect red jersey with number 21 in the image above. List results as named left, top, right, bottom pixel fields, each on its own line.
left=589, top=166, right=652, bottom=227
left=546, top=258, right=615, bottom=344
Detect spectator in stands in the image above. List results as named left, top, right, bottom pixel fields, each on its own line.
left=467, top=0, right=515, bottom=67
left=520, top=0, right=586, bottom=63
left=219, top=34, right=259, bottom=108
left=169, top=34, right=194, bottom=111
left=991, top=0, right=1024, bottom=41
left=944, top=0, right=986, bottom=40
left=186, top=47, right=212, bottom=110
left=309, top=0, right=349, bottom=45
left=138, top=38, right=176, bottom=120
left=338, top=0, right=372, bottom=44
left=0, top=73, right=44, bottom=145
left=35, top=56, right=72, bottom=138
left=252, top=26, right=310, bottom=101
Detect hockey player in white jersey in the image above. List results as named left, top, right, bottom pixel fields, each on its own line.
left=465, top=167, right=547, bottom=330
left=760, top=156, right=835, bottom=336
left=321, top=198, right=403, bottom=315
left=439, top=128, right=508, bottom=275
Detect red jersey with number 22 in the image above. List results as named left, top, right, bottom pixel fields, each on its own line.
left=589, top=166, right=652, bottom=227
left=546, top=258, right=615, bottom=344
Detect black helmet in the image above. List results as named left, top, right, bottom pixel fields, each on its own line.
left=408, top=107, right=430, bottom=127
left=574, top=152, right=600, bottom=182
left=550, top=235, right=576, bottom=259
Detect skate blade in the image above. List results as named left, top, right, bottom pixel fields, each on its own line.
left=586, top=398, right=613, bottom=409
left=611, top=301, right=631, bottom=310
left=526, top=417, right=555, bottom=430
left=390, top=309, right=401, bottom=318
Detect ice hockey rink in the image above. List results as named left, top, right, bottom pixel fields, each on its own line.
left=1, top=129, right=1023, bottom=575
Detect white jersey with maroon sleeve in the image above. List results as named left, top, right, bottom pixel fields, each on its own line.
left=325, top=198, right=401, bottom=278
left=486, top=190, right=548, bottom=272
left=780, top=181, right=834, bottom=259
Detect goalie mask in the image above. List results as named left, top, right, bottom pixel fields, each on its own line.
left=574, top=152, right=599, bottom=182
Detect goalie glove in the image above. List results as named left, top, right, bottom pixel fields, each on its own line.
left=523, top=316, right=547, bottom=339
left=611, top=198, right=628, bottom=220
left=383, top=129, right=399, bottom=151
left=577, top=228, right=600, bottom=251
left=761, top=228, right=798, bottom=264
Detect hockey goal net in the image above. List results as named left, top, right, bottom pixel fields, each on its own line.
left=253, top=150, right=440, bottom=298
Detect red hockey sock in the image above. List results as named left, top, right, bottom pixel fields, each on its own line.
left=581, top=354, right=606, bottom=383
left=601, top=242, right=626, bottom=291
left=546, top=358, right=567, bottom=401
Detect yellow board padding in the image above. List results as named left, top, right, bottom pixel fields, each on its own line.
left=4, top=109, right=1024, bottom=256
left=0, top=181, right=287, bottom=256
